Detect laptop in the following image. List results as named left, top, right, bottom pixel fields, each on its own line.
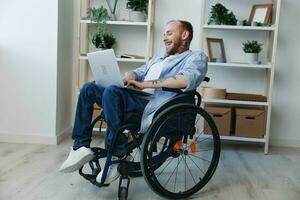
left=87, top=49, right=151, bottom=96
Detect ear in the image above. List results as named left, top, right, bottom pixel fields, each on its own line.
left=181, top=30, right=189, bottom=41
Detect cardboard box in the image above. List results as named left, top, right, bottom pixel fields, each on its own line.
left=204, top=106, right=232, bottom=136
left=235, top=108, right=264, bottom=138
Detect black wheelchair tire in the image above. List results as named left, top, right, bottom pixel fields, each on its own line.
left=140, top=103, right=221, bottom=199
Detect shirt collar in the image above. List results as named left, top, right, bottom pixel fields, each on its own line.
left=158, top=50, right=192, bottom=60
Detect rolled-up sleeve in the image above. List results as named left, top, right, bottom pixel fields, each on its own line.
left=178, top=52, right=208, bottom=92
left=133, top=63, right=148, bottom=82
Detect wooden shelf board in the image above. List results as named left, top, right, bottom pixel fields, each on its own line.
left=80, top=19, right=148, bottom=26
left=208, top=62, right=272, bottom=69
left=220, top=135, right=266, bottom=143
left=79, top=55, right=146, bottom=63
left=202, top=98, right=269, bottom=106
left=203, top=24, right=276, bottom=31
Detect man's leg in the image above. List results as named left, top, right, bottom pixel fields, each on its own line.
left=97, top=85, right=148, bottom=184
left=72, top=82, right=104, bottom=149
left=102, top=85, right=148, bottom=156
left=60, top=82, right=104, bottom=173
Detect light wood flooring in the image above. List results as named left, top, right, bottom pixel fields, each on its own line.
left=0, top=136, right=299, bottom=200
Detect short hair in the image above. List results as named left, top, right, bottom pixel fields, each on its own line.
left=167, top=20, right=194, bottom=45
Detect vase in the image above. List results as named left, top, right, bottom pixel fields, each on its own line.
left=245, top=53, right=259, bottom=64
left=129, top=11, right=146, bottom=22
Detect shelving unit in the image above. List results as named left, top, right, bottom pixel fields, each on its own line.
left=200, top=0, right=281, bottom=154
left=74, top=0, right=155, bottom=91
left=73, top=0, right=156, bottom=131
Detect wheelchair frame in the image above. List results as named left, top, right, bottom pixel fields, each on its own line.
left=78, top=79, right=221, bottom=200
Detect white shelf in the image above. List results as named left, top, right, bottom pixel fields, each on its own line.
left=203, top=24, right=276, bottom=31
left=202, top=98, right=269, bottom=106
left=208, top=62, right=272, bottom=69
left=79, top=55, right=147, bottom=63
left=80, top=19, right=148, bottom=26
left=220, top=135, right=265, bottom=143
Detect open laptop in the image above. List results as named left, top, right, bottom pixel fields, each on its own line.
left=87, top=49, right=151, bottom=96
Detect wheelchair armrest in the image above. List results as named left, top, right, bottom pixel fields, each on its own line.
left=162, top=87, right=182, bottom=93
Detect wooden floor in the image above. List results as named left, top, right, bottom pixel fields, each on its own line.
left=0, top=136, right=299, bottom=200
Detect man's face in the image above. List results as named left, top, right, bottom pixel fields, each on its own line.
left=163, top=21, right=185, bottom=55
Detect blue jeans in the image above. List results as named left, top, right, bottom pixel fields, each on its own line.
left=72, top=82, right=148, bottom=155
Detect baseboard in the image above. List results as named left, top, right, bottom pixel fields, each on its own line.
left=0, top=127, right=72, bottom=145
left=270, top=138, right=300, bottom=148
left=0, top=133, right=57, bottom=145
left=56, top=126, right=72, bottom=144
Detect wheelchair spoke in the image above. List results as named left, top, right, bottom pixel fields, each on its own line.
left=194, top=149, right=213, bottom=152
left=187, top=154, right=205, bottom=176
left=173, top=157, right=179, bottom=192
left=156, top=157, right=174, bottom=178
left=189, top=154, right=212, bottom=163
left=195, top=135, right=213, bottom=144
left=184, top=155, right=187, bottom=191
left=183, top=155, right=197, bottom=185
left=163, top=156, right=183, bottom=188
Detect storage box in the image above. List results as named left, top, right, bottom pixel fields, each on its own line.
left=200, top=86, right=226, bottom=99
left=204, top=106, right=232, bottom=136
left=235, top=108, right=265, bottom=138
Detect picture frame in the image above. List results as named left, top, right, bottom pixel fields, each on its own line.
left=206, top=38, right=226, bottom=63
left=249, top=4, right=273, bottom=24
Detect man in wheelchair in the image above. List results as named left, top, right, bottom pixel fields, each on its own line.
left=60, top=20, right=208, bottom=186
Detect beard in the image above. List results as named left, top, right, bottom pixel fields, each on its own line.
left=165, top=41, right=181, bottom=55
left=165, top=39, right=188, bottom=55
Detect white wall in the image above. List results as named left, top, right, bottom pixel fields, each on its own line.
left=153, top=0, right=202, bottom=53
left=0, top=0, right=58, bottom=143
left=270, top=0, right=300, bottom=147
left=0, top=0, right=73, bottom=144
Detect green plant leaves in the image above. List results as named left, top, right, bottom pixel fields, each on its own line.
left=126, top=0, right=148, bottom=14
left=92, top=32, right=116, bottom=49
left=242, top=40, right=263, bottom=53
left=84, top=6, right=111, bottom=23
left=84, top=6, right=116, bottom=49
left=208, top=3, right=237, bottom=25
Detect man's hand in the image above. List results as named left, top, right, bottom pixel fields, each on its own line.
left=126, top=80, right=146, bottom=90
left=123, top=71, right=137, bottom=86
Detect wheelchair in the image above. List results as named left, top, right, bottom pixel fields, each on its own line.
left=78, top=77, right=221, bottom=200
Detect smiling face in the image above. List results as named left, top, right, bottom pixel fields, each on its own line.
left=163, top=21, right=189, bottom=55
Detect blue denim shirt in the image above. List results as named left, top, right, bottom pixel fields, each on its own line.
left=134, top=50, right=208, bottom=133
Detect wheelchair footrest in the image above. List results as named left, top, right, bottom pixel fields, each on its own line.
left=91, top=147, right=108, bottom=159
left=78, top=160, right=110, bottom=188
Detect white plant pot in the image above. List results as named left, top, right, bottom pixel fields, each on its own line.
left=93, top=46, right=107, bottom=52
left=129, top=11, right=146, bottom=22
left=245, top=53, right=259, bottom=64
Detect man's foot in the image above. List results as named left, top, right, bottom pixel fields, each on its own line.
left=96, top=155, right=133, bottom=184
left=59, top=146, right=94, bottom=173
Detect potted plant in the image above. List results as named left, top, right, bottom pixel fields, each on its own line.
left=208, top=3, right=237, bottom=25
left=242, top=40, right=263, bottom=64
left=92, top=30, right=116, bottom=50
left=83, top=6, right=111, bottom=23
left=126, top=0, right=148, bottom=22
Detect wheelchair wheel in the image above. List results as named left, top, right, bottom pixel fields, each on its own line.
left=141, top=103, right=220, bottom=199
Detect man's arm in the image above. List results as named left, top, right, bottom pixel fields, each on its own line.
left=126, top=75, right=187, bottom=90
